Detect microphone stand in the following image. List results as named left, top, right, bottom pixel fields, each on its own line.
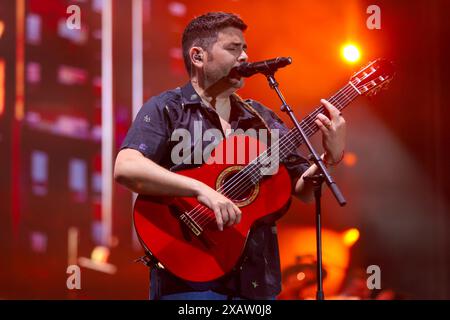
left=264, top=72, right=347, bottom=301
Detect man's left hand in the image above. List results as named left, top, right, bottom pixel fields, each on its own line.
left=314, top=99, right=346, bottom=164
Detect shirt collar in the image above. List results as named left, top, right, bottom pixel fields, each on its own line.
left=179, top=81, right=254, bottom=122
left=180, top=81, right=203, bottom=106
left=230, top=95, right=254, bottom=123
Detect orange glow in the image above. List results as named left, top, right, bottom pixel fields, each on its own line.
left=0, top=20, right=5, bottom=38
left=15, top=0, right=25, bottom=121
left=342, top=228, right=360, bottom=247
left=341, top=44, right=361, bottom=63
left=278, top=226, right=356, bottom=299
left=0, top=59, right=4, bottom=116
left=90, top=246, right=110, bottom=264
left=343, top=152, right=358, bottom=167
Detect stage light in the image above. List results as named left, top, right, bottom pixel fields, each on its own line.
left=341, top=44, right=361, bottom=63
left=78, top=245, right=117, bottom=274
left=343, top=228, right=360, bottom=247
left=91, top=246, right=110, bottom=264
left=343, top=151, right=358, bottom=167
left=296, top=272, right=306, bottom=281
left=0, top=59, right=4, bottom=117
left=168, top=2, right=186, bottom=17
left=0, top=21, right=4, bottom=39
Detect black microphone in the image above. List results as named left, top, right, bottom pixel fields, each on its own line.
left=235, top=57, right=292, bottom=77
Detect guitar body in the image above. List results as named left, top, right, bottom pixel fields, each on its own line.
left=133, top=134, right=292, bottom=282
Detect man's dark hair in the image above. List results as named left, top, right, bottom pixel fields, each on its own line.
left=182, top=12, right=247, bottom=74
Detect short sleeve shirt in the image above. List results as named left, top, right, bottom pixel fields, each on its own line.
left=120, top=82, right=310, bottom=299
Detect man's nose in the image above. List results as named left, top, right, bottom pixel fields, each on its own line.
left=238, top=50, right=248, bottom=62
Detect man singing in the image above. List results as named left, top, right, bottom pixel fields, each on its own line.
left=114, top=12, right=346, bottom=300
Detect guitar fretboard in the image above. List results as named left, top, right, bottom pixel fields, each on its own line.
left=233, top=82, right=360, bottom=186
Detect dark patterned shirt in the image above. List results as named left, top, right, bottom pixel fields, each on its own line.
left=120, top=82, right=310, bottom=299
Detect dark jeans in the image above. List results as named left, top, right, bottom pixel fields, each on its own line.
left=150, top=269, right=276, bottom=300
left=155, top=290, right=243, bottom=300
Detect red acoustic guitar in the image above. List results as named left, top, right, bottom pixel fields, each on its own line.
left=133, top=59, right=395, bottom=282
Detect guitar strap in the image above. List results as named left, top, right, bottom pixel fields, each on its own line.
left=232, top=93, right=272, bottom=136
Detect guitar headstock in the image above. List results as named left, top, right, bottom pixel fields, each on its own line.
left=350, top=58, right=395, bottom=97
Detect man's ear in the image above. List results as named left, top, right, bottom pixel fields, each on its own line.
left=189, top=47, right=205, bottom=69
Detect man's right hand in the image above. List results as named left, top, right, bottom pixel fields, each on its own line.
left=114, top=149, right=241, bottom=231
left=195, top=183, right=242, bottom=231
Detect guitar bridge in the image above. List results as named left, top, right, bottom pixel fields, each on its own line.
left=179, top=213, right=203, bottom=236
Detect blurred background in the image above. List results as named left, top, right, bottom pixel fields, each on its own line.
left=0, top=0, right=449, bottom=299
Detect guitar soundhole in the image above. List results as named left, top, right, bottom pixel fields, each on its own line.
left=221, top=171, right=255, bottom=203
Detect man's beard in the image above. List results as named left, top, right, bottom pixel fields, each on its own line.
left=204, top=67, right=244, bottom=90
left=227, top=65, right=244, bottom=87
left=227, top=76, right=244, bottom=88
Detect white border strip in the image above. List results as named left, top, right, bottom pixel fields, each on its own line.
left=131, top=0, right=144, bottom=249
left=132, top=0, right=143, bottom=120
left=67, top=227, right=79, bottom=266
left=102, top=0, right=113, bottom=246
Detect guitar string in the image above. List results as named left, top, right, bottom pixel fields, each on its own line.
left=190, top=64, right=386, bottom=221
left=190, top=84, right=358, bottom=226
left=191, top=84, right=358, bottom=226
left=193, top=94, right=357, bottom=227
left=189, top=84, right=358, bottom=226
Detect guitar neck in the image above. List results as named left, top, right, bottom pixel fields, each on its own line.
left=286, top=82, right=360, bottom=152
left=247, top=82, right=360, bottom=179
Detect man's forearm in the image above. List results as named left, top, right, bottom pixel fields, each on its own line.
left=114, top=150, right=202, bottom=197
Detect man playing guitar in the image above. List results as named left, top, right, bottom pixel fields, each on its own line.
left=114, top=12, right=346, bottom=300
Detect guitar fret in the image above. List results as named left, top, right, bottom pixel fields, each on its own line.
left=229, top=83, right=360, bottom=189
